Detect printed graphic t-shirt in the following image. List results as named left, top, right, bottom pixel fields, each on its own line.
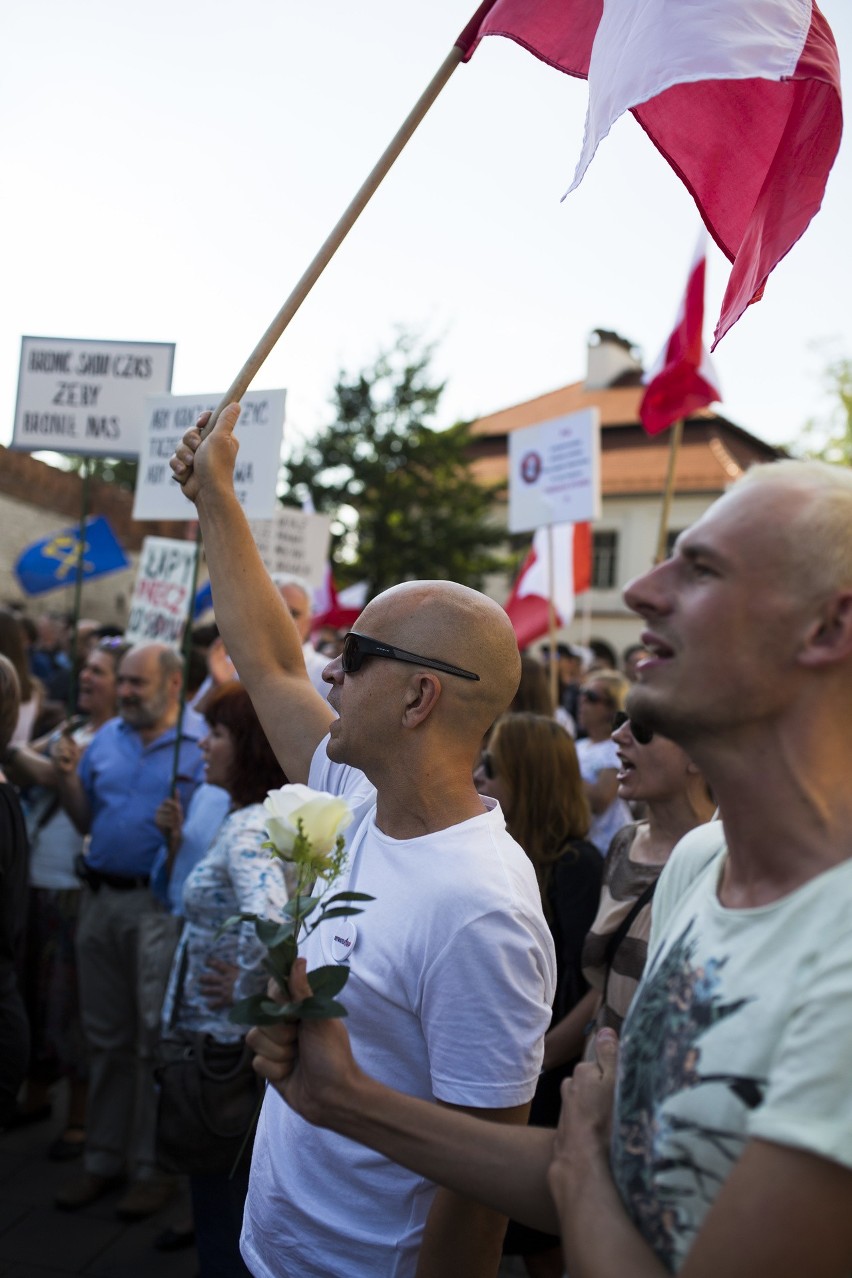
left=612, top=823, right=852, bottom=1272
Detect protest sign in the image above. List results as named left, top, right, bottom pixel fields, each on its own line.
left=12, top=336, right=175, bottom=458
left=14, top=515, right=130, bottom=596
left=132, top=390, right=286, bottom=521
left=124, top=537, right=198, bottom=648
left=508, top=408, right=601, bottom=534
left=248, top=506, right=332, bottom=589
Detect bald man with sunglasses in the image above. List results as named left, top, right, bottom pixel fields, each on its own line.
left=170, top=407, right=556, bottom=1278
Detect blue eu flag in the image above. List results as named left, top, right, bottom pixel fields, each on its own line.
left=15, top=515, right=130, bottom=596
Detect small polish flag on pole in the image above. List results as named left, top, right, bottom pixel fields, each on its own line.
left=639, top=231, right=722, bottom=438
left=504, top=522, right=592, bottom=649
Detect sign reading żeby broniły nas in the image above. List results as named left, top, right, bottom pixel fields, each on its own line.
left=12, top=336, right=175, bottom=458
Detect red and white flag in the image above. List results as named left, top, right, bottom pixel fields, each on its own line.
left=312, top=567, right=366, bottom=633
left=504, top=522, right=592, bottom=649
left=458, top=0, right=842, bottom=347
left=639, top=232, right=722, bottom=436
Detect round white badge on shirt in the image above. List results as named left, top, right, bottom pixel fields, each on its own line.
left=331, top=919, right=357, bottom=964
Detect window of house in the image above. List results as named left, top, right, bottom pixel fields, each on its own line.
left=592, top=530, right=618, bottom=589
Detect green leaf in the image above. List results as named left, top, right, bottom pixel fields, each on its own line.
left=268, top=936, right=298, bottom=971
left=323, top=891, right=375, bottom=905
left=229, top=993, right=304, bottom=1025
left=315, top=906, right=366, bottom=921
left=215, top=912, right=258, bottom=940
left=228, top=993, right=271, bottom=1024
left=263, top=950, right=293, bottom=987
left=283, top=895, right=321, bottom=920
left=298, top=996, right=348, bottom=1020
left=305, top=964, right=350, bottom=998
left=255, top=918, right=295, bottom=948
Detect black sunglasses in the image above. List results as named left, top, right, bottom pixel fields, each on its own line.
left=341, top=632, right=480, bottom=682
left=580, top=689, right=612, bottom=707
left=611, top=710, right=654, bottom=745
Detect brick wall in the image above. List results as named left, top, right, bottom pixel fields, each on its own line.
left=0, top=446, right=195, bottom=626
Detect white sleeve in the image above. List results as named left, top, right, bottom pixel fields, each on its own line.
left=420, top=908, right=555, bottom=1109
left=746, top=912, right=852, bottom=1169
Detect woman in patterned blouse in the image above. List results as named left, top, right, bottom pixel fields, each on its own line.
left=160, top=683, right=290, bottom=1278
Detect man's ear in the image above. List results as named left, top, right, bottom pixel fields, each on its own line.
left=798, top=592, right=852, bottom=667
left=400, top=673, right=442, bottom=728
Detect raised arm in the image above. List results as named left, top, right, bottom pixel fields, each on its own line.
left=170, top=406, right=334, bottom=783
left=50, top=735, right=91, bottom=834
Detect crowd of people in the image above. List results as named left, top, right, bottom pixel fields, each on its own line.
left=0, top=403, right=850, bottom=1278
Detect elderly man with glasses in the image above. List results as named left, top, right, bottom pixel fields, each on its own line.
left=170, top=405, right=556, bottom=1278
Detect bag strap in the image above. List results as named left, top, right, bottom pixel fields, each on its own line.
left=601, top=877, right=658, bottom=1005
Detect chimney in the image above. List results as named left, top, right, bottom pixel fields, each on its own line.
left=584, top=329, right=644, bottom=390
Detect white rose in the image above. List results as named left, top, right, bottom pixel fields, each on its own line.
left=263, top=783, right=353, bottom=860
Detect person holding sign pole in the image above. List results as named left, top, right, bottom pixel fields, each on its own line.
left=52, top=642, right=203, bottom=1219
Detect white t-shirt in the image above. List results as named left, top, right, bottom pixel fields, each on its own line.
left=241, top=738, right=556, bottom=1278
left=612, top=823, right=852, bottom=1272
left=576, top=736, right=632, bottom=855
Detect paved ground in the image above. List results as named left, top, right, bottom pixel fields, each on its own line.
left=0, top=1083, right=533, bottom=1278
left=0, top=1085, right=196, bottom=1278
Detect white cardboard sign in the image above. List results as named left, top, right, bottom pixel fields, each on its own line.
left=248, top=506, right=332, bottom=590
left=124, top=537, right=198, bottom=648
left=132, top=389, right=286, bottom=522
left=508, top=408, right=601, bottom=533
left=12, top=336, right=175, bottom=458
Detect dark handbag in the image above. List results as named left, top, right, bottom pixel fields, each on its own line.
left=155, top=1032, right=262, bottom=1175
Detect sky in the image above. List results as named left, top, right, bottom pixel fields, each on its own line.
left=2, top=0, right=850, bottom=465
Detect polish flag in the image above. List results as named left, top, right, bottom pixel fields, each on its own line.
left=639, top=232, right=722, bottom=436
left=504, top=522, right=592, bottom=649
left=312, top=568, right=367, bottom=633
left=458, top=0, right=842, bottom=347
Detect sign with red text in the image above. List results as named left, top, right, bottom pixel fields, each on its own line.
left=508, top=408, right=601, bottom=533
left=124, top=537, right=198, bottom=648
left=12, top=336, right=175, bottom=457
left=132, top=389, right=286, bottom=521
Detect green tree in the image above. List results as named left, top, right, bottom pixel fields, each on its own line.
left=283, top=336, right=507, bottom=597
left=800, top=354, right=852, bottom=465
left=60, top=455, right=138, bottom=490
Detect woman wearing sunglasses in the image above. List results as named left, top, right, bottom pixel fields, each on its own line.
left=575, top=670, right=632, bottom=855
left=475, top=712, right=602, bottom=1278
left=543, top=714, right=716, bottom=1073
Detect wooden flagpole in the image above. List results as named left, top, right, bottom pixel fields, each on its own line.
left=654, top=419, right=683, bottom=564
left=201, top=42, right=469, bottom=438
left=547, top=523, right=559, bottom=710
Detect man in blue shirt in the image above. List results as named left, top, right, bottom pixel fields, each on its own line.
left=52, top=642, right=203, bottom=1218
